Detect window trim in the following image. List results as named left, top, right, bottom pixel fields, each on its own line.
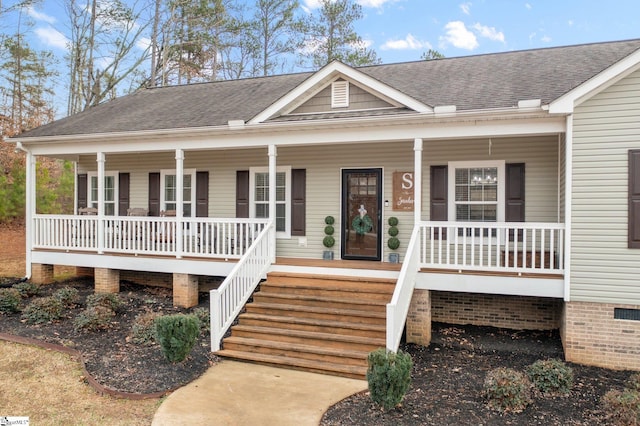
left=249, top=166, right=292, bottom=239
left=87, top=171, right=119, bottom=216
left=160, top=168, right=196, bottom=216
left=447, top=160, right=505, bottom=222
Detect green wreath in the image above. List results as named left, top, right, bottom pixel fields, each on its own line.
left=352, top=214, right=373, bottom=235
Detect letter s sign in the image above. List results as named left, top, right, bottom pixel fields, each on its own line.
left=401, top=172, right=414, bottom=190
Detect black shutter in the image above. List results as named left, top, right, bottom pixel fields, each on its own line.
left=430, top=165, right=448, bottom=239
left=291, top=169, right=306, bottom=236
left=148, top=172, right=160, bottom=216
left=196, top=171, right=209, bottom=217
left=118, top=173, right=130, bottom=216
left=629, top=150, right=640, bottom=248
left=236, top=170, right=249, bottom=218
left=506, top=163, right=525, bottom=241
left=77, top=174, right=88, bottom=210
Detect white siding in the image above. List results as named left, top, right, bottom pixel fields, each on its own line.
left=571, top=68, right=640, bottom=304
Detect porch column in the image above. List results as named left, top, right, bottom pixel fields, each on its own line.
left=175, top=149, right=184, bottom=259
left=268, top=144, right=277, bottom=263
left=414, top=138, right=423, bottom=224
left=97, top=152, right=105, bottom=254
left=25, top=150, right=35, bottom=278
left=563, top=116, right=573, bottom=302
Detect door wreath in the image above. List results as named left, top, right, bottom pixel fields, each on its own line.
left=352, top=214, right=373, bottom=235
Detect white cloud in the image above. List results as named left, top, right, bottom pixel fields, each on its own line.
left=541, top=35, right=552, bottom=43
left=439, top=21, right=478, bottom=50
left=136, top=37, right=151, bottom=51
left=35, top=26, right=69, bottom=49
left=381, top=34, right=431, bottom=51
left=26, top=6, right=56, bottom=24
left=460, top=2, right=472, bottom=15
left=357, top=0, right=396, bottom=7
left=301, top=0, right=323, bottom=11
left=472, top=23, right=505, bottom=43
left=568, top=20, right=574, bottom=26
left=525, top=3, right=532, bottom=10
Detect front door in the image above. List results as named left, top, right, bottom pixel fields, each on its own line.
left=341, top=168, right=382, bottom=261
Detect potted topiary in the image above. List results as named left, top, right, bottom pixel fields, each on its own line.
left=388, top=216, right=400, bottom=263
left=323, top=216, right=336, bottom=260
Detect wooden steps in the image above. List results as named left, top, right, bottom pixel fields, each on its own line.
left=216, top=272, right=395, bottom=379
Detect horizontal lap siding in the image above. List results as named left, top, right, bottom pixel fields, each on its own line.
left=571, top=69, right=640, bottom=304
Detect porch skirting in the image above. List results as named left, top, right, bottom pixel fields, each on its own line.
left=562, top=301, right=640, bottom=371
left=406, top=290, right=432, bottom=346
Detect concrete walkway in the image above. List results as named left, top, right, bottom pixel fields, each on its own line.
left=152, top=360, right=367, bottom=426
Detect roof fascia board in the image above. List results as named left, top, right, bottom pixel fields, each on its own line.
left=549, top=47, right=640, bottom=114
left=248, top=61, right=431, bottom=124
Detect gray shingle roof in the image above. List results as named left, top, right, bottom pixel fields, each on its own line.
left=19, top=39, right=640, bottom=138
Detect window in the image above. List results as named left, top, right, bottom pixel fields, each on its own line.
left=448, top=161, right=505, bottom=223
left=250, top=166, right=291, bottom=237
left=87, top=172, right=118, bottom=216
left=161, top=169, right=196, bottom=216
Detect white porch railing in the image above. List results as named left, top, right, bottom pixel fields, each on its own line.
left=32, top=214, right=268, bottom=259
left=386, top=225, right=421, bottom=352
left=421, top=221, right=565, bottom=274
left=210, top=222, right=275, bottom=351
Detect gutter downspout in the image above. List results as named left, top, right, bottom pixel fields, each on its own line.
left=563, top=115, right=573, bottom=302
left=15, top=142, right=33, bottom=279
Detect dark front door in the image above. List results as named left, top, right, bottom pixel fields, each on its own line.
left=341, top=168, right=382, bottom=261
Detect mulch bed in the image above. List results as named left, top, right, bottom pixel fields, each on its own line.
left=1, top=277, right=635, bottom=424
left=0, top=277, right=217, bottom=395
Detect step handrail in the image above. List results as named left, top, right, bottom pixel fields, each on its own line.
left=386, top=225, right=421, bottom=352
left=210, top=222, right=275, bottom=351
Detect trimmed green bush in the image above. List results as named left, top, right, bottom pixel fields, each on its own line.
left=53, top=286, right=80, bottom=308
left=155, top=314, right=201, bottom=363
left=131, top=311, right=162, bottom=345
left=526, top=359, right=573, bottom=395
left=324, top=215, right=335, bottom=225
left=0, top=288, right=22, bottom=313
left=324, top=225, right=335, bottom=235
left=367, top=348, right=413, bottom=411
left=388, top=217, right=399, bottom=227
left=388, top=226, right=399, bottom=237
left=21, top=296, right=64, bottom=324
left=323, top=235, right=335, bottom=248
left=192, top=307, right=210, bottom=332
left=74, top=305, right=115, bottom=332
left=13, top=282, right=41, bottom=298
left=484, top=367, right=532, bottom=413
left=86, top=293, right=123, bottom=313
left=602, top=389, right=640, bottom=425
left=387, top=237, right=400, bottom=250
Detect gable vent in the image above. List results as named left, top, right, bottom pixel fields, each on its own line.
left=331, top=80, right=349, bottom=108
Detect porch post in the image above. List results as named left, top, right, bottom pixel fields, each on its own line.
left=175, top=149, right=184, bottom=259
left=25, top=151, right=35, bottom=278
left=97, top=152, right=105, bottom=254
left=563, top=116, right=573, bottom=302
left=414, top=138, right=423, bottom=224
left=268, top=144, right=277, bottom=263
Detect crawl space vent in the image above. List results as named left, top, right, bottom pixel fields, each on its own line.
left=614, top=308, right=640, bottom=321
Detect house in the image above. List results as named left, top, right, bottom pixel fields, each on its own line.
left=8, top=39, right=640, bottom=376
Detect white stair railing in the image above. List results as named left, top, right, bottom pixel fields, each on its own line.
left=210, top=222, right=275, bottom=351
left=386, top=225, right=421, bottom=352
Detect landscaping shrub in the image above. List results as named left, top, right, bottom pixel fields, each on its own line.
left=602, top=389, right=640, bottom=425
left=192, top=307, right=210, bottom=332
left=21, top=296, right=64, bottom=324
left=53, top=286, right=80, bottom=308
left=627, top=373, right=640, bottom=392
left=130, top=311, right=162, bottom=345
left=366, top=348, right=413, bottom=411
left=0, top=288, right=22, bottom=313
left=483, top=367, right=532, bottom=413
left=154, top=314, right=201, bottom=363
left=12, top=282, right=41, bottom=298
left=526, top=359, right=574, bottom=395
left=74, top=305, right=115, bottom=332
left=86, top=293, right=123, bottom=313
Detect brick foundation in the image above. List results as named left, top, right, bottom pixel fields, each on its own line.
left=406, top=289, right=432, bottom=345
left=431, top=291, right=562, bottom=331
left=75, top=267, right=94, bottom=278
left=173, top=273, right=199, bottom=308
left=562, top=301, right=640, bottom=371
left=31, top=263, right=54, bottom=285
left=94, top=268, right=120, bottom=293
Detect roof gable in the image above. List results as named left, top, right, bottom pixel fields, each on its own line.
left=248, top=61, right=431, bottom=124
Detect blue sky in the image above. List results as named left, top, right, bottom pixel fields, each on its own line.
left=12, top=0, right=640, bottom=65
